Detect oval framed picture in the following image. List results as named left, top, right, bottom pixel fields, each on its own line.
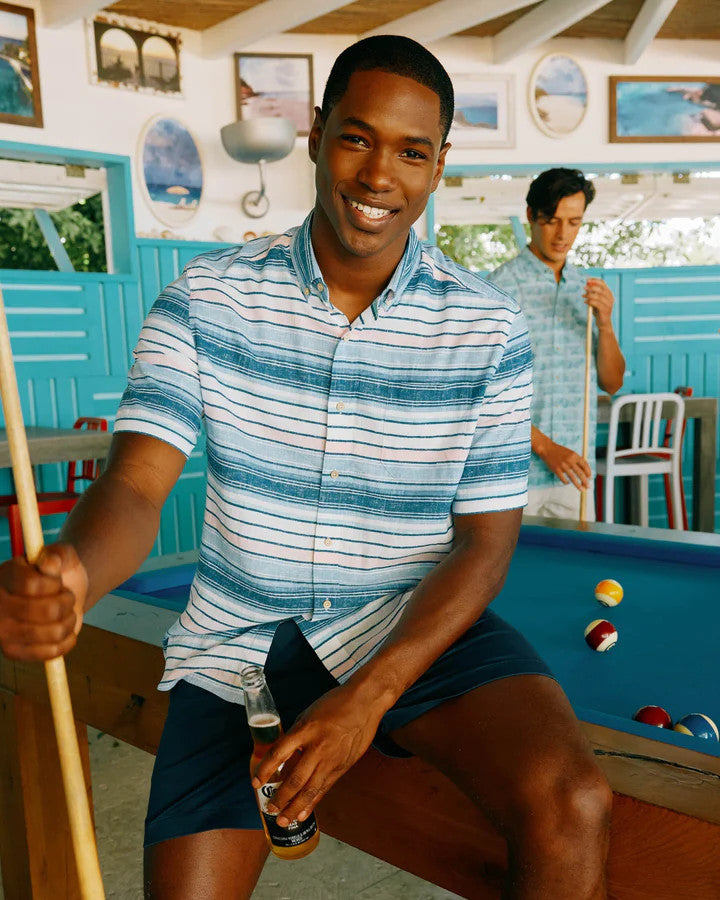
left=529, top=54, right=588, bottom=138
left=138, top=115, right=203, bottom=226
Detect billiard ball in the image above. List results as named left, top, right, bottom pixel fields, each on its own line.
left=595, top=579, right=623, bottom=607
left=584, top=619, right=618, bottom=652
left=633, top=705, right=672, bottom=728
left=673, top=713, right=719, bottom=741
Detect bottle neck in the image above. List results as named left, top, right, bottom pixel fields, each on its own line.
left=241, top=666, right=282, bottom=748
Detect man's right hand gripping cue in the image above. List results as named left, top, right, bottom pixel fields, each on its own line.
left=0, top=545, right=87, bottom=662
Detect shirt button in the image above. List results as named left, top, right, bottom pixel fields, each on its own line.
left=335, top=401, right=345, bottom=412
left=323, top=599, right=332, bottom=610
left=341, top=332, right=350, bottom=341
left=323, top=537, right=332, bottom=547
left=330, top=470, right=339, bottom=479
left=303, top=287, right=310, bottom=295
left=317, top=283, right=325, bottom=292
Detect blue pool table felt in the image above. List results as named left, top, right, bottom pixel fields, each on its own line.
left=115, top=527, right=720, bottom=759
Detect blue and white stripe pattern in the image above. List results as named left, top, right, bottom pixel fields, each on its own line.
left=115, top=214, right=532, bottom=703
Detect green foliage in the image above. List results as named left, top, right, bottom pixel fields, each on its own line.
left=438, top=218, right=720, bottom=272
left=437, top=224, right=526, bottom=272
left=571, top=219, right=720, bottom=268
left=0, top=193, right=107, bottom=272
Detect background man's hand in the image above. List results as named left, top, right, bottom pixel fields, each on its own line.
left=584, top=278, right=615, bottom=330
left=0, top=544, right=88, bottom=662
left=251, top=683, right=384, bottom=827
left=536, top=439, right=591, bottom=490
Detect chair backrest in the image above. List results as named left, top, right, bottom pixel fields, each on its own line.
left=66, top=417, right=109, bottom=492
left=607, top=393, right=686, bottom=462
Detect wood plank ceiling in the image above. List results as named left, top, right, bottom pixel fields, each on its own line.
left=105, top=0, right=720, bottom=39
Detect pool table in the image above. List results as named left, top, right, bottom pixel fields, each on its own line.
left=1, top=520, right=719, bottom=898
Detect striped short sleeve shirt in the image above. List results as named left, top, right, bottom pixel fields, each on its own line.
left=114, top=214, right=533, bottom=703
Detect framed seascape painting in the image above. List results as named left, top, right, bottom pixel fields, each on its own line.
left=529, top=54, right=587, bottom=139
left=0, top=2, right=42, bottom=127
left=234, top=52, right=314, bottom=136
left=139, top=116, right=202, bottom=227
left=449, top=75, right=515, bottom=149
left=88, top=15, right=181, bottom=95
left=610, top=76, right=720, bottom=142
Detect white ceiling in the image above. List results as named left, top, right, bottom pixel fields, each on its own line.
left=433, top=170, right=720, bottom=225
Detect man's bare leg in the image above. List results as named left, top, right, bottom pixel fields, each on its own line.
left=144, top=828, right=269, bottom=900
left=391, top=674, right=612, bottom=899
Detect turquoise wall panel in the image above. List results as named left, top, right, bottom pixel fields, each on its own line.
left=1, top=247, right=718, bottom=561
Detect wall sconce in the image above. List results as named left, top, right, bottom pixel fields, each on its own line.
left=220, top=118, right=296, bottom=218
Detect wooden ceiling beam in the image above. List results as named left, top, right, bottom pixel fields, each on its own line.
left=201, top=0, right=349, bottom=57
left=39, top=0, right=107, bottom=28
left=493, top=0, right=612, bottom=63
left=624, top=0, right=678, bottom=64
left=361, top=0, right=532, bottom=44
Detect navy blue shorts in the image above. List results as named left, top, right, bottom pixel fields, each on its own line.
left=144, top=611, right=553, bottom=847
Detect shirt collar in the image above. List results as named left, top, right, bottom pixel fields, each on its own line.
left=519, top=243, right=577, bottom=284
left=290, top=212, right=422, bottom=315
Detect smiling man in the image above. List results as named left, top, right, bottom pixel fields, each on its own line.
left=0, top=39, right=611, bottom=899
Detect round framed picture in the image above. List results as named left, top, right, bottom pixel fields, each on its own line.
left=138, top=115, right=203, bottom=226
left=529, top=54, right=588, bottom=138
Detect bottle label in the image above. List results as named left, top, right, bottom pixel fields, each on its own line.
left=257, top=781, right=318, bottom=847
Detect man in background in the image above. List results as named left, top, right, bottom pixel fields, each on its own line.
left=490, top=167, right=625, bottom=520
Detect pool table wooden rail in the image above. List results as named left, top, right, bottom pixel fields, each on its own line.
left=1, top=587, right=719, bottom=900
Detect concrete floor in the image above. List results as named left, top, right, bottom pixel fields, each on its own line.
left=0, top=729, right=463, bottom=899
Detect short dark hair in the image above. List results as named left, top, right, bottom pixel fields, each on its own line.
left=526, top=168, right=596, bottom=220
left=320, top=35, right=454, bottom=144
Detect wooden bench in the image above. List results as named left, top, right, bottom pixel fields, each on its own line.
left=2, top=605, right=719, bottom=899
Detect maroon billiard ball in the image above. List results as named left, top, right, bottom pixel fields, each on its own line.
left=633, top=705, right=672, bottom=728
left=584, top=619, right=618, bottom=652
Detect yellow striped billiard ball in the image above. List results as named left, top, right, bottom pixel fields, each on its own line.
left=595, top=579, right=623, bottom=607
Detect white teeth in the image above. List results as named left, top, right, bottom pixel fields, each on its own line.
left=348, top=199, right=392, bottom=219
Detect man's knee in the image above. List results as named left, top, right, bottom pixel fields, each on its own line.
left=506, top=753, right=612, bottom=852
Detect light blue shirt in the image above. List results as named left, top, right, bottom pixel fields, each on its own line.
left=115, top=215, right=533, bottom=703
left=490, top=245, right=597, bottom=488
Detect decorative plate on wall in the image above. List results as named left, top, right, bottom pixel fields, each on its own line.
left=529, top=54, right=588, bottom=139
left=138, top=115, right=203, bottom=227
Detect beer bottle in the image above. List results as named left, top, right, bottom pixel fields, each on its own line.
left=241, top=665, right=320, bottom=859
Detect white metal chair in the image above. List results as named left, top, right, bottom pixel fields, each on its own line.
left=596, top=392, right=686, bottom=529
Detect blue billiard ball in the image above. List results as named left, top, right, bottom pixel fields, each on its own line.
left=673, top=713, right=719, bottom=741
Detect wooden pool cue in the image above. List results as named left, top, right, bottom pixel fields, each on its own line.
left=0, top=288, right=105, bottom=898
left=579, top=304, right=593, bottom=522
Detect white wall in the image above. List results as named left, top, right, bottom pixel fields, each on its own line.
left=0, top=5, right=717, bottom=243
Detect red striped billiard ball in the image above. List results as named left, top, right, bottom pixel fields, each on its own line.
left=584, top=619, right=618, bottom=652
left=633, top=705, right=672, bottom=728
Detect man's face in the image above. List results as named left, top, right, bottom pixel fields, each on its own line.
left=309, top=69, right=449, bottom=263
left=527, top=191, right=586, bottom=267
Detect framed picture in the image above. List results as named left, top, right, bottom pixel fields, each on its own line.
left=88, top=15, right=181, bottom=95
left=609, top=76, right=720, bottom=142
left=138, top=116, right=202, bottom=227
left=449, top=75, right=515, bottom=149
left=234, top=52, right=314, bottom=136
left=529, top=54, right=588, bottom=139
left=0, top=2, right=42, bottom=128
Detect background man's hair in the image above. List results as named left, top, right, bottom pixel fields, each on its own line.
left=320, top=35, right=455, bottom=144
left=526, top=168, right=596, bottom=220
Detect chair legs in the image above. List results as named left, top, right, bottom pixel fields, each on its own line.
left=598, top=471, right=686, bottom=529
left=603, top=474, right=616, bottom=524
left=5, top=497, right=79, bottom=557
left=638, top=475, right=649, bottom=529
left=663, top=472, right=689, bottom=530
left=669, top=460, right=685, bottom=531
